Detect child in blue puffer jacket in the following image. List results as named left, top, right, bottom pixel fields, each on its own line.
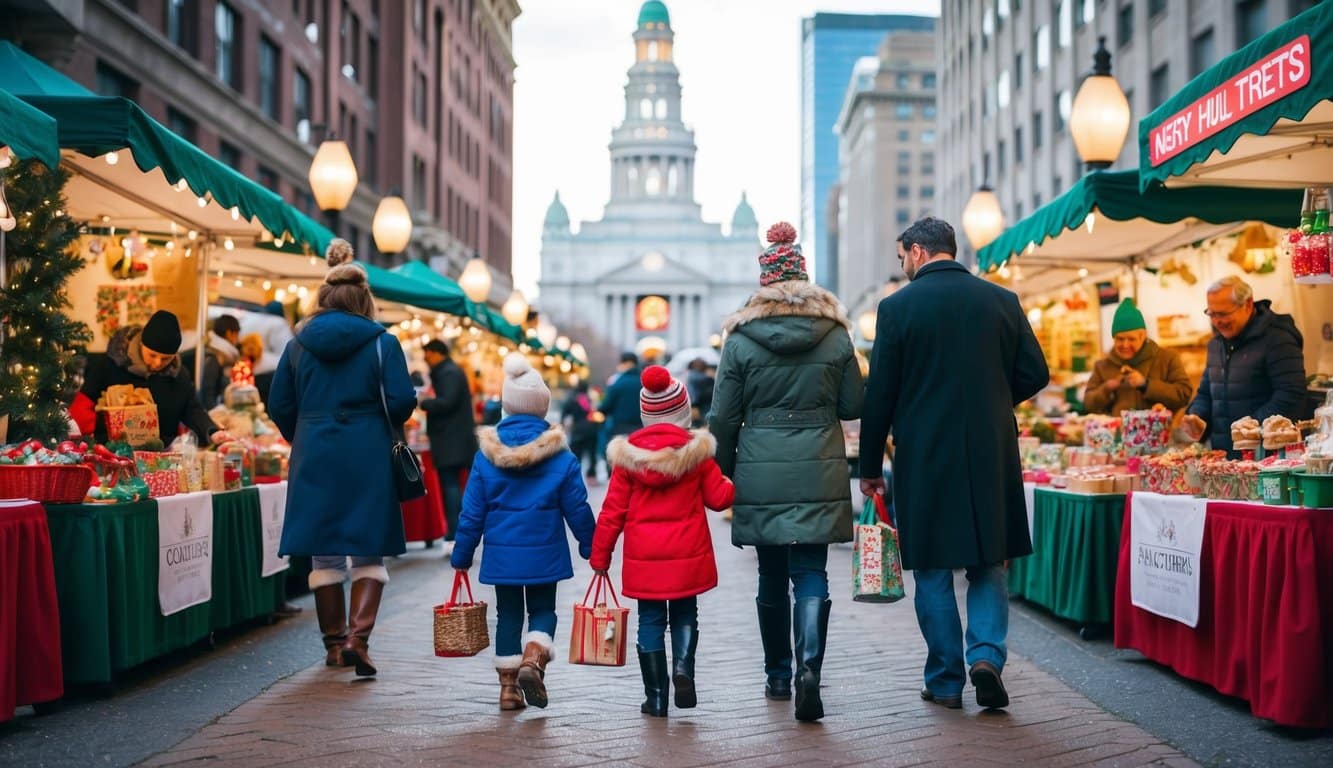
left=450, top=353, right=596, bottom=712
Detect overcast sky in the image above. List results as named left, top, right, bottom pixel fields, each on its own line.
left=510, top=0, right=940, bottom=299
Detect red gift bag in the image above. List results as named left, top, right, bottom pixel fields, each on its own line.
left=568, top=573, right=630, bottom=666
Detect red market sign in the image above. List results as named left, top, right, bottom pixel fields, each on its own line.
left=1148, top=36, right=1311, bottom=167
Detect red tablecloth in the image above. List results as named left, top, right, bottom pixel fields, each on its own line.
left=0, top=500, right=63, bottom=721
left=1114, top=497, right=1333, bottom=729
left=401, top=451, right=446, bottom=543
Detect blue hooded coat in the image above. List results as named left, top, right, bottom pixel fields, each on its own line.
left=269, top=311, right=417, bottom=557
left=449, top=415, right=596, bottom=585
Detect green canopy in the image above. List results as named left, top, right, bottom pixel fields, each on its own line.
left=1138, top=2, right=1333, bottom=190
left=0, top=42, right=329, bottom=253
left=389, top=261, right=482, bottom=321
left=0, top=88, right=59, bottom=168
left=979, top=170, right=1300, bottom=272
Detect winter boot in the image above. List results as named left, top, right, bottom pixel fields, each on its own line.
left=516, top=631, right=554, bottom=708
left=340, top=565, right=388, bottom=676
left=670, top=623, right=699, bottom=708
left=637, top=646, right=670, bottom=717
left=309, top=569, right=347, bottom=666
left=793, top=597, right=831, bottom=722
left=495, top=656, right=526, bottom=711
left=756, top=598, right=793, bottom=700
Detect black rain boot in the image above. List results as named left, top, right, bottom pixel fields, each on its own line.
left=637, top=646, right=670, bottom=717
left=756, top=599, right=792, bottom=700
left=671, top=623, right=699, bottom=709
left=793, top=597, right=831, bottom=722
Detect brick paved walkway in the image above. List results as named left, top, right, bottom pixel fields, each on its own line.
left=140, top=484, right=1196, bottom=768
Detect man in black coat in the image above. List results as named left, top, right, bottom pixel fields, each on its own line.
left=599, top=352, right=643, bottom=437
left=859, top=218, right=1048, bottom=712
left=420, top=340, right=478, bottom=552
left=1182, top=276, right=1307, bottom=456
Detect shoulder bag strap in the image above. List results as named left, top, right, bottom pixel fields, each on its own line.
left=373, top=335, right=402, bottom=440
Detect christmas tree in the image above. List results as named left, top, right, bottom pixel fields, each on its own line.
left=0, top=158, right=92, bottom=442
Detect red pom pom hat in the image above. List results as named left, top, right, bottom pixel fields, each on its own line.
left=758, top=221, right=809, bottom=286
left=639, top=365, right=692, bottom=429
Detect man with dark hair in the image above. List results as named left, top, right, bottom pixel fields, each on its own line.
left=420, top=339, right=477, bottom=554
left=182, top=314, right=241, bottom=408
left=599, top=352, right=643, bottom=438
left=860, top=216, right=1049, bottom=711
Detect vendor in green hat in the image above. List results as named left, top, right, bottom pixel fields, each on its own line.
left=1083, top=298, right=1193, bottom=415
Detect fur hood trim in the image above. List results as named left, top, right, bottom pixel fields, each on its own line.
left=607, top=430, right=717, bottom=480
left=722, top=280, right=852, bottom=334
left=477, top=425, right=568, bottom=469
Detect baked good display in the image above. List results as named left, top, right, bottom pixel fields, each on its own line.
left=1231, top=416, right=1261, bottom=450
left=1261, top=415, right=1301, bottom=451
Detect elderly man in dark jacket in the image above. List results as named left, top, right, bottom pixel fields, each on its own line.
left=421, top=339, right=478, bottom=552
left=1182, top=276, right=1306, bottom=456
left=859, top=218, right=1049, bottom=712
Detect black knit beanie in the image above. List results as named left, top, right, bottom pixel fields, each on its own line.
left=141, top=310, right=182, bottom=354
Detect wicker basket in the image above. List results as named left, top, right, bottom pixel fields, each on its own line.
left=0, top=464, right=95, bottom=503
left=433, top=571, right=489, bottom=658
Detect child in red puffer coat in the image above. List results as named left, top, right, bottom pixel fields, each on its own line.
left=590, top=365, right=735, bottom=717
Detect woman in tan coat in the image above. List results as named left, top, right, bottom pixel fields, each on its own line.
left=1083, top=299, right=1193, bottom=414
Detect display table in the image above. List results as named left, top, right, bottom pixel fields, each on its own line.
left=45, top=488, right=286, bottom=685
left=0, top=500, right=63, bottom=721
left=1010, top=488, right=1125, bottom=626
left=1114, top=497, right=1333, bottom=729
left=401, top=450, right=446, bottom=543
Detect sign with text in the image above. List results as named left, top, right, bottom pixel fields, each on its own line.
left=1148, top=36, right=1310, bottom=166
left=256, top=482, right=290, bottom=578
left=157, top=491, right=214, bottom=616
left=1129, top=492, right=1208, bottom=627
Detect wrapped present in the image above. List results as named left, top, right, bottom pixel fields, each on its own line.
left=1121, top=408, right=1173, bottom=456
left=143, top=469, right=181, bottom=498
left=1083, top=416, right=1120, bottom=453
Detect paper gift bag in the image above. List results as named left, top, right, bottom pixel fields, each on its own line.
left=852, top=494, right=906, bottom=603
left=101, top=404, right=160, bottom=446
left=569, top=573, right=629, bottom=666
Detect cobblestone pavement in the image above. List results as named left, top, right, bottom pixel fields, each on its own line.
left=137, top=483, right=1196, bottom=768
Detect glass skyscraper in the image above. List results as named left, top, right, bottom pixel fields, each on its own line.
left=802, top=12, right=936, bottom=289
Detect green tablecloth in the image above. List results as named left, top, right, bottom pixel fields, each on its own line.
left=45, top=490, right=285, bottom=684
left=1010, top=488, right=1125, bottom=624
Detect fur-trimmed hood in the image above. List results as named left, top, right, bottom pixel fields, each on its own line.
left=477, top=415, right=569, bottom=469
left=607, top=425, right=716, bottom=487
left=721, top=280, right=852, bottom=355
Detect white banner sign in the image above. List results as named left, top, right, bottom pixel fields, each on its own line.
left=1129, top=492, right=1208, bottom=628
left=256, top=482, right=290, bottom=577
left=157, top=491, right=215, bottom=616
left=1023, top=482, right=1037, bottom=546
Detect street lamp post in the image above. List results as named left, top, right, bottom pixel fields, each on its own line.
left=308, top=133, right=358, bottom=234
left=1070, top=36, right=1132, bottom=172
left=372, top=191, right=413, bottom=256
left=459, top=255, right=493, bottom=303
left=501, top=289, right=529, bottom=326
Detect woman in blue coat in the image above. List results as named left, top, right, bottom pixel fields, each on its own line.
left=269, top=240, right=417, bottom=677
left=451, top=353, right=596, bottom=711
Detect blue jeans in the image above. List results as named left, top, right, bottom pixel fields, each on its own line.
left=494, top=583, right=558, bottom=657
left=755, top=543, right=830, bottom=603
left=435, top=463, right=464, bottom=542
left=912, top=565, right=1008, bottom=698
left=636, top=597, right=698, bottom=652
left=311, top=555, right=383, bottom=570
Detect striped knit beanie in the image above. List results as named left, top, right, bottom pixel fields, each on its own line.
left=758, top=221, right=809, bottom=286
left=640, top=365, right=691, bottom=429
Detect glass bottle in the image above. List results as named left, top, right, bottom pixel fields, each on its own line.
left=1310, top=189, right=1332, bottom=281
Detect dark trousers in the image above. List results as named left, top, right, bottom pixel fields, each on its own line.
left=436, top=462, right=465, bottom=542
left=570, top=427, right=598, bottom=477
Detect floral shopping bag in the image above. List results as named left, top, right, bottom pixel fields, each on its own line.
left=852, top=493, right=906, bottom=603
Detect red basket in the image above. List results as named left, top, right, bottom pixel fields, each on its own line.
left=0, top=464, right=96, bottom=503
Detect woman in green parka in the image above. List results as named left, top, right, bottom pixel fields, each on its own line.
left=708, top=221, right=864, bottom=723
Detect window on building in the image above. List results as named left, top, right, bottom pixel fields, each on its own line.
left=921, top=185, right=935, bottom=198
left=350, top=12, right=361, bottom=81
left=1014, top=126, right=1024, bottom=163
left=413, top=0, right=425, bottom=40
left=293, top=67, right=312, bottom=141
left=1033, top=192, right=1042, bottom=209
left=923, top=73, right=936, bottom=89
left=95, top=62, right=138, bottom=99
left=413, top=68, right=427, bottom=125
left=259, top=37, right=280, bottom=121
left=655, top=98, right=667, bottom=119
left=1076, top=0, right=1093, bottom=27
left=997, top=140, right=1007, bottom=174
left=1034, top=26, right=1049, bottom=71
left=215, top=2, right=240, bottom=88
left=1014, top=53, right=1023, bottom=89
left=1150, top=64, right=1170, bottom=110
left=1116, top=3, right=1134, bottom=48
left=412, top=154, right=427, bottom=210
left=640, top=98, right=652, bottom=119
left=1057, top=0, right=1071, bottom=49
left=367, top=36, right=379, bottom=100
left=1015, top=201, right=1024, bottom=220
left=998, top=70, right=1010, bottom=110
left=1033, top=111, right=1044, bottom=149
left=923, top=105, right=937, bottom=119
left=921, top=130, right=936, bottom=144
left=1191, top=28, right=1216, bottom=78
left=218, top=141, right=240, bottom=169
left=257, top=166, right=279, bottom=193
left=921, top=152, right=935, bottom=174
left=897, top=150, right=911, bottom=175
left=898, top=129, right=911, bottom=141
left=998, top=0, right=1010, bottom=19
left=167, top=107, right=197, bottom=143
left=897, top=73, right=910, bottom=89
left=897, top=185, right=910, bottom=199
left=1236, top=0, right=1267, bottom=47
left=1148, top=0, right=1167, bottom=16
left=166, top=0, right=197, bottom=55
left=896, top=209, right=911, bottom=225
left=1055, top=90, right=1071, bottom=133
left=364, top=130, right=377, bottom=187
left=982, top=4, right=994, bottom=46
left=896, top=103, right=913, bottom=119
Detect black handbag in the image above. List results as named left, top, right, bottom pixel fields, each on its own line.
left=375, top=336, right=427, bottom=502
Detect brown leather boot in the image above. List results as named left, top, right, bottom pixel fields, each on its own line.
left=516, top=631, right=554, bottom=708
left=496, top=657, right=526, bottom=711
left=340, top=565, right=388, bottom=677
left=309, top=569, right=347, bottom=666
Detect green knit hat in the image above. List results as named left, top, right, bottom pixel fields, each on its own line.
left=1111, top=298, right=1146, bottom=335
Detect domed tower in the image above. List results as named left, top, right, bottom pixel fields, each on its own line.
left=606, top=1, right=699, bottom=217
left=543, top=190, right=571, bottom=237
left=730, top=191, right=758, bottom=239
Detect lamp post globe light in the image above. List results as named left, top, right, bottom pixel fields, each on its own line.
left=459, top=256, right=493, bottom=303
left=1070, top=36, right=1132, bottom=172
left=372, top=193, right=413, bottom=254
left=962, top=184, right=1005, bottom=251
left=308, top=137, right=358, bottom=212
left=857, top=310, right=877, bottom=342
left=501, top=289, right=529, bottom=326
left=536, top=316, right=558, bottom=350
left=569, top=342, right=587, bottom=364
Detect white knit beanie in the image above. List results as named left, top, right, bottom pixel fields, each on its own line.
left=501, top=354, right=550, bottom=417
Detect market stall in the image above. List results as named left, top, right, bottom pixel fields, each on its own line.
left=0, top=87, right=59, bottom=170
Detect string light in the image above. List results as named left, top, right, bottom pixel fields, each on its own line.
left=104, top=151, right=119, bottom=165
left=196, top=196, right=208, bottom=208
left=262, top=280, right=272, bottom=290
left=230, top=207, right=241, bottom=221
